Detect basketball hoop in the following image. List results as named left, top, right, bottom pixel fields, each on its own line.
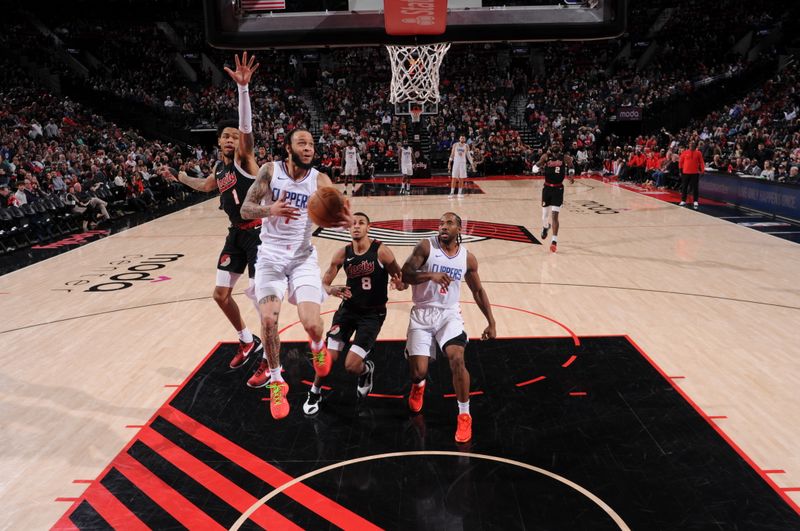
left=386, top=43, right=451, bottom=105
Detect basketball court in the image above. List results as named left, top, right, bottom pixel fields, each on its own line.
left=2, top=176, right=799, bottom=528
left=2, top=0, right=800, bottom=528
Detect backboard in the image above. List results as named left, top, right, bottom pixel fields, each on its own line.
left=204, top=0, right=627, bottom=49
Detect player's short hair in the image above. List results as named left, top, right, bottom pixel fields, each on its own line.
left=442, top=211, right=462, bottom=227
left=353, top=211, right=370, bottom=224
left=216, top=119, right=239, bottom=138
left=285, top=128, right=312, bottom=148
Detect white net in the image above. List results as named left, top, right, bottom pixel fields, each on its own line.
left=386, top=43, right=451, bottom=105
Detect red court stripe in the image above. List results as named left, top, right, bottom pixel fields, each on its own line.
left=114, top=452, right=224, bottom=530
left=125, top=425, right=145, bottom=429
left=516, top=375, right=546, bottom=387
left=561, top=355, right=577, bottom=368
left=708, top=416, right=728, bottom=420
left=160, top=406, right=381, bottom=530
left=55, top=498, right=80, bottom=502
left=138, top=428, right=301, bottom=530
left=668, top=375, right=686, bottom=379
left=164, top=384, right=180, bottom=388
left=569, top=392, right=587, bottom=396
left=764, top=470, right=786, bottom=474
left=52, top=342, right=226, bottom=530
left=367, top=393, right=404, bottom=399
left=72, top=479, right=93, bottom=484
left=83, top=483, right=149, bottom=531
left=782, top=487, right=800, bottom=492
left=443, top=391, right=484, bottom=398
left=625, top=335, right=800, bottom=516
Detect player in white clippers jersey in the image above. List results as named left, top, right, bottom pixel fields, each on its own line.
left=342, top=139, right=361, bottom=196
left=241, top=128, right=353, bottom=420
left=448, top=135, right=476, bottom=198
left=401, top=212, right=497, bottom=443
left=398, top=142, right=415, bottom=195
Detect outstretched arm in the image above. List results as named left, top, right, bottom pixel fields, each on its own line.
left=165, top=164, right=218, bottom=192
left=401, top=239, right=451, bottom=288
left=224, top=52, right=260, bottom=176
left=464, top=251, right=496, bottom=340
left=565, top=154, right=575, bottom=184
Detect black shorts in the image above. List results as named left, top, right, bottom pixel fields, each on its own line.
left=327, top=305, right=387, bottom=356
left=542, top=185, right=564, bottom=208
left=217, top=226, right=261, bottom=277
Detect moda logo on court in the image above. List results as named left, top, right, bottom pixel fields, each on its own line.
left=54, top=253, right=184, bottom=293
left=314, top=219, right=540, bottom=246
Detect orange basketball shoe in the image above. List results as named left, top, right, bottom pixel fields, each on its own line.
left=455, top=413, right=472, bottom=443
left=268, top=382, right=290, bottom=420
left=408, top=382, right=425, bottom=413
left=312, top=344, right=332, bottom=377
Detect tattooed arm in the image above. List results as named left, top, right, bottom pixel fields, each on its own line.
left=241, top=162, right=299, bottom=220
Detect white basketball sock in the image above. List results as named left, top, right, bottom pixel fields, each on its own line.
left=458, top=400, right=470, bottom=415
left=270, top=367, right=284, bottom=383
left=237, top=328, right=253, bottom=343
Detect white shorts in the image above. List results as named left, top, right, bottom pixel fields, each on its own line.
left=451, top=163, right=467, bottom=179
left=401, top=164, right=413, bottom=176
left=255, top=245, right=324, bottom=305
left=405, top=306, right=467, bottom=360
left=344, top=163, right=358, bottom=176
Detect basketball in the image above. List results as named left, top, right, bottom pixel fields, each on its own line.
left=308, top=186, right=346, bottom=227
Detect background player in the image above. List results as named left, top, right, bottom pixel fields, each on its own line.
left=448, top=135, right=476, bottom=198
left=302, top=212, right=406, bottom=415
left=343, top=139, right=361, bottom=196
left=399, top=142, right=415, bottom=195
left=537, top=142, right=574, bottom=253
left=401, top=212, right=496, bottom=443
left=241, top=128, right=353, bottom=420
left=165, top=52, right=263, bottom=372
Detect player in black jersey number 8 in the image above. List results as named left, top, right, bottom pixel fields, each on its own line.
left=303, top=212, right=406, bottom=415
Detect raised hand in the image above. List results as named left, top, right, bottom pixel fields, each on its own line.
left=224, top=52, right=260, bottom=86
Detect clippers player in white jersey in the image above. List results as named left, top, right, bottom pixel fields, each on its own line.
left=165, top=53, right=263, bottom=372
left=302, top=212, right=406, bottom=415
left=241, top=128, right=353, bottom=420
left=448, top=135, right=476, bottom=198
left=401, top=212, right=496, bottom=443
left=536, top=142, right=574, bottom=253
left=342, top=140, right=361, bottom=196
left=398, top=142, right=415, bottom=195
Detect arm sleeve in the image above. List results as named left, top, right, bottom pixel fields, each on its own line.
left=238, top=85, right=252, bottom=134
